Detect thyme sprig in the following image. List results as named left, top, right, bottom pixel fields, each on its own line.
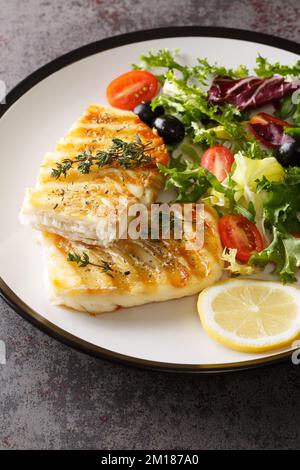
left=51, top=135, right=154, bottom=178
left=67, top=252, right=114, bottom=277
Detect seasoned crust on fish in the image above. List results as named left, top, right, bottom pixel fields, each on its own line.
left=20, top=104, right=168, bottom=245
left=42, top=207, right=223, bottom=314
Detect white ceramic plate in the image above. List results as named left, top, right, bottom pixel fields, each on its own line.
left=1, top=27, right=299, bottom=372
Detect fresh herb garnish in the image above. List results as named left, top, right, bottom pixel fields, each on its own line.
left=67, top=252, right=114, bottom=277
left=67, top=252, right=90, bottom=267
left=51, top=135, right=154, bottom=178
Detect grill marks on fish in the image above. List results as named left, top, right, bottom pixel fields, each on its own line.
left=20, top=105, right=168, bottom=244
left=20, top=104, right=224, bottom=314
left=43, top=206, right=223, bottom=312
left=54, top=104, right=168, bottom=166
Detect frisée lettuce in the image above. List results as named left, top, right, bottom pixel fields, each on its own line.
left=133, top=49, right=300, bottom=283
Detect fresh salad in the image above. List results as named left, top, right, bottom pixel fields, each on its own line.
left=106, top=49, right=300, bottom=283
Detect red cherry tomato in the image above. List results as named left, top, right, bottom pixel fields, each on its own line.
left=293, top=234, right=300, bottom=238
left=218, top=214, right=264, bottom=262
left=201, top=145, right=234, bottom=182
left=106, top=70, right=159, bottom=110
left=249, top=112, right=291, bottom=148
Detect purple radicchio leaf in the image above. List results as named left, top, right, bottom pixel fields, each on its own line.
left=249, top=112, right=295, bottom=149
left=208, top=76, right=300, bottom=111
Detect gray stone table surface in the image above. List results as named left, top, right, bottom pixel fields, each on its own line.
left=1, top=0, right=300, bottom=450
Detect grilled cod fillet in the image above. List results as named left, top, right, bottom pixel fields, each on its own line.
left=20, top=105, right=168, bottom=245
left=42, top=207, right=223, bottom=314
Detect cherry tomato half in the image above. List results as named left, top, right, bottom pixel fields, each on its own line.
left=201, top=145, right=234, bottom=182
left=249, top=112, right=291, bottom=148
left=106, top=70, right=159, bottom=110
left=218, top=214, right=264, bottom=262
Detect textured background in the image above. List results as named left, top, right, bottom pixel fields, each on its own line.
left=1, top=0, right=300, bottom=450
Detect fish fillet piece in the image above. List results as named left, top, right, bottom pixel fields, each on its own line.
left=20, top=104, right=168, bottom=245
left=42, top=207, right=223, bottom=314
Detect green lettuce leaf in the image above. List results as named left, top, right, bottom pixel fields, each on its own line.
left=251, top=168, right=300, bottom=282
left=254, top=55, right=300, bottom=79
left=251, top=230, right=300, bottom=283
left=157, top=164, right=210, bottom=202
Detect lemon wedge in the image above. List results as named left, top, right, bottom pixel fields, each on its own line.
left=197, top=279, right=300, bottom=353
